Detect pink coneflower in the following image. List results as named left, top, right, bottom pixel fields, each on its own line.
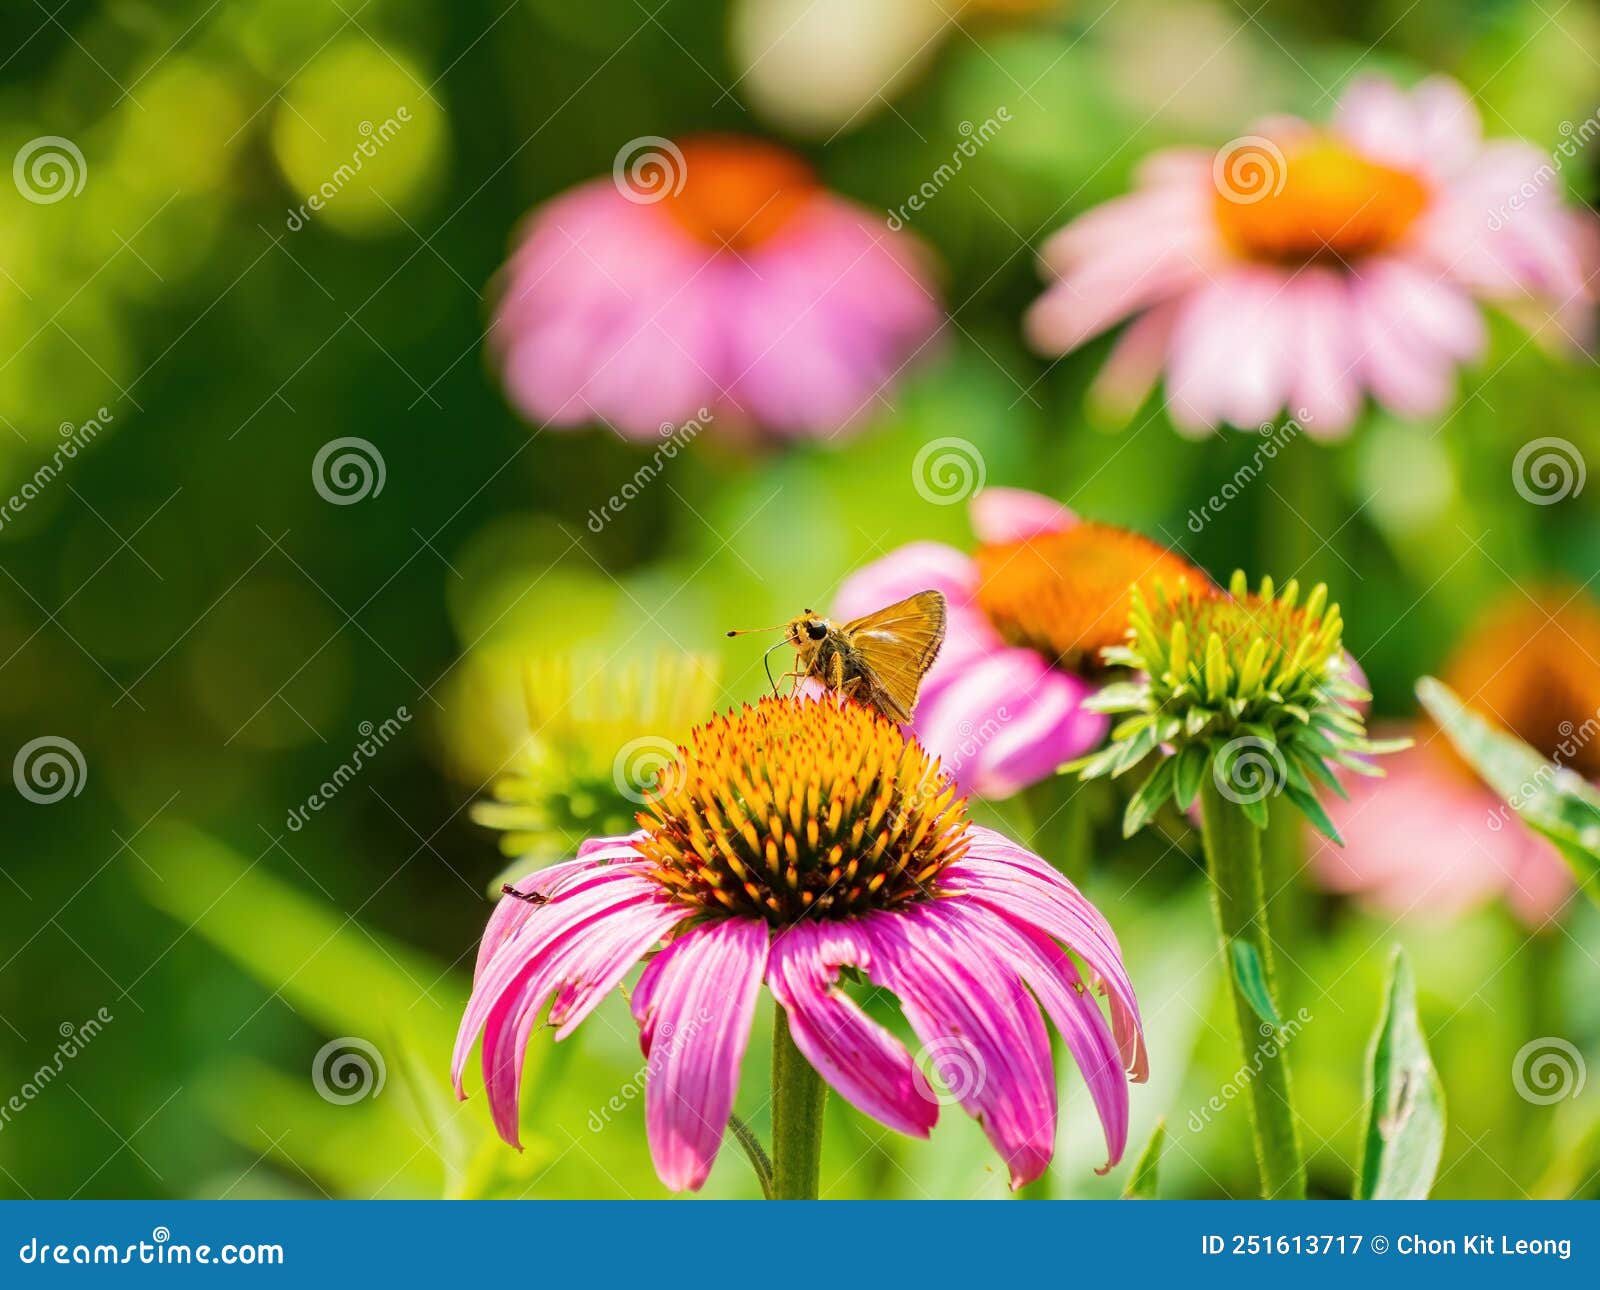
left=1313, top=590, right=1592, bottom=924
left=1026, top=74, right=1599, bottom=437
left=834, top=486, right=1203, bottom=797
left=491, top=134, right=943, bottom=441
left=454, top=695, right=1145, bottom=1194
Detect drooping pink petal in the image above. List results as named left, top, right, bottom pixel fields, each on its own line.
left=862, top=900, right=1057, bottom=1188
left=632, top=918, right=770, bottom=1192
left=765, top=920, right=935, bottom=1138
left=480, top=891, right=689, bottom=1146
left=944, top=896, right=1130, bottom=1171
left=453, top=863, right=655, bottom=1099
left=940, top=825, right=1147, bottom=1081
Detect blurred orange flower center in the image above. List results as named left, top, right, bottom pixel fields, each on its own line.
left=975, top=524, right=1204, bottom=671
left=1440, top=592, right=1600, bottom=779
left=662, top=136, right=818, bottom=250
left=1214, top=136, right=1429, bottom=264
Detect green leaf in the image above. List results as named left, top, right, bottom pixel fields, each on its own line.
left=1284, top=781, right=1342, bottom=844
left=1229, top=939, right=1282, bottom=1028
left=1357, top=948, right=1445, bottom=1200
left=1123, top=757, right=1177, bottom=838
left=1121, top=1119, right=1166, bottom=1199
left=1416, top=677, right=1600, bottom=908
left=1173, top=744, right=1209, bottom=811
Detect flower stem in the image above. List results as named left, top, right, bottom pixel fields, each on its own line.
left=1198, top=776, right=1307, bottom=1199
left=770, top=1005, right=827, bottom=1199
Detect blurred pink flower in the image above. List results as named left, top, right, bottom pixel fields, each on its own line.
left=835, top=486, right=1203, bottom=798
left=491, top=134, right=943, bottom=441
left=454, top=697, right=1146, bottom=1192
left=1026, top=74, right=1600, bottom=437
left=1312, top=589, right=1599, bottom=925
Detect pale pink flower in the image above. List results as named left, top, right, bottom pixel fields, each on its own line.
left=835, top=486, right=1203, bottom=797
left=1026, top=74, right=1599, bottom=437
left=492, top=135, right=943, bottom=441
left=1313, top=590, right=1596, bottom=925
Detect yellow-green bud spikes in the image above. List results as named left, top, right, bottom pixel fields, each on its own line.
left=1073, top=571, right=1406, bottom=840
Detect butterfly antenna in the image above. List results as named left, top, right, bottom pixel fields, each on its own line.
left=761, top=639, right=787, bottom=696
left=725, top=622, right=786, bottom=637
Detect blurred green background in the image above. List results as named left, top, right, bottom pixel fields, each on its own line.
left=1, top=0, right=1597, bottom=1200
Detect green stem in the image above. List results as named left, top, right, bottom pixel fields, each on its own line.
left=1198, top=777, right=1307, bottom=1199
left=770, top=1005, right=827, bottom=1199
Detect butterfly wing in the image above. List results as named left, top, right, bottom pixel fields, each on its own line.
left=841, top=590, right=948, bottom=720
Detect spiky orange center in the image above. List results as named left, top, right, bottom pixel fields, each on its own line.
left=1440, top=591, right=1600, bottom=779
left=1214, top=136, right=1429, bottom=264
left=663, top=136, right=818, bottom=250
left=636, top=697, right=971, bottom=925
left=974, top=523, right=1203, bottom=671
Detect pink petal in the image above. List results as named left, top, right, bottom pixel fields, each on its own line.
left=832, top=541, right=978, bottom=621
left=969, top=487, right=1077, bottom=544
left=766, top=920, right=935, bottom=1138
left=632, top=918, right=770, bottom=1192
left=481, top=892, right=688, bottom=1146
left=914, top=650, right=1105, bottom=798
left=1334, top=74, right=1424, bottom=171
left=863, top=901, right=1057, bottom=1188
left=1282, top=267, right=1363, bottom=437
left=455, top=863, right=656, bottom=1095
left=941, top=826, right=1147, bottom=1081
left=1088, top=299, right=1181, bottom=423
left=946, top=897, right=1130, bottom=1171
